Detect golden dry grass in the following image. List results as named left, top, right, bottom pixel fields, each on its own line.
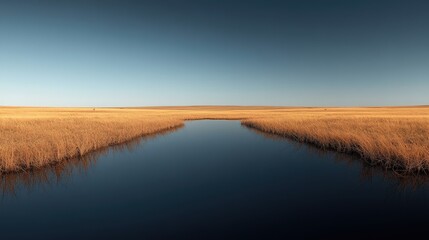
left=1, top=106, right=428, bottom=173
left=241, top=109, right=429, bottom=172
left=0, top=108, right=183, bottom=172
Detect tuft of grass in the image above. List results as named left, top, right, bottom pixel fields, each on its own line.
left=0, top=106, right=428, bottom=173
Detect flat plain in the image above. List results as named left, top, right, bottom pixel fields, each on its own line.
left=1, top=106, right=428, bottom=173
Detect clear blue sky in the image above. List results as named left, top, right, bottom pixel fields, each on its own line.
left=1, top=0, right=428, bottom=107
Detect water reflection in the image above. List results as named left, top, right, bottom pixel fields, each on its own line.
left=1, top=120, right=428, bottom=239
left=0, top=126, right=183, bottom=196
left=2, top=122, right=428, bottom=196
left=242, top=124, right=429, bottom=191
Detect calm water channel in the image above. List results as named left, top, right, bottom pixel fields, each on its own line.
left=1, top=120, right=428, bottom=239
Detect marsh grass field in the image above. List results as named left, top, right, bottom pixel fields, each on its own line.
left=1, top=106, right=429, bottom=173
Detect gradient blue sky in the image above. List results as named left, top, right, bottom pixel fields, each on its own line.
left=1, top=0, right=428, bottom=106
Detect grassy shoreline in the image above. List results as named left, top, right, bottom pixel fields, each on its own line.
left=1, top=106, right=428, bottom=173
left=242, top=119, right=429, bottom=173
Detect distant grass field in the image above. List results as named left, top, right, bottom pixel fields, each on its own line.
left=1, top=106, right=428, bottom=173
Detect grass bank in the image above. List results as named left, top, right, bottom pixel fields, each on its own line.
left=1, top=106, right=428, bottom=173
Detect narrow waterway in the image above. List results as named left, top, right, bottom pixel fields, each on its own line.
left=1, top=120, right=428, bottom=239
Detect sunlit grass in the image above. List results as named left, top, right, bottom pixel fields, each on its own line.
left=1, top=106, right=428, bottom=173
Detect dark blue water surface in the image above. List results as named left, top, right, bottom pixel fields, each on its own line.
left=1, top=121, right=429, bottom=239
